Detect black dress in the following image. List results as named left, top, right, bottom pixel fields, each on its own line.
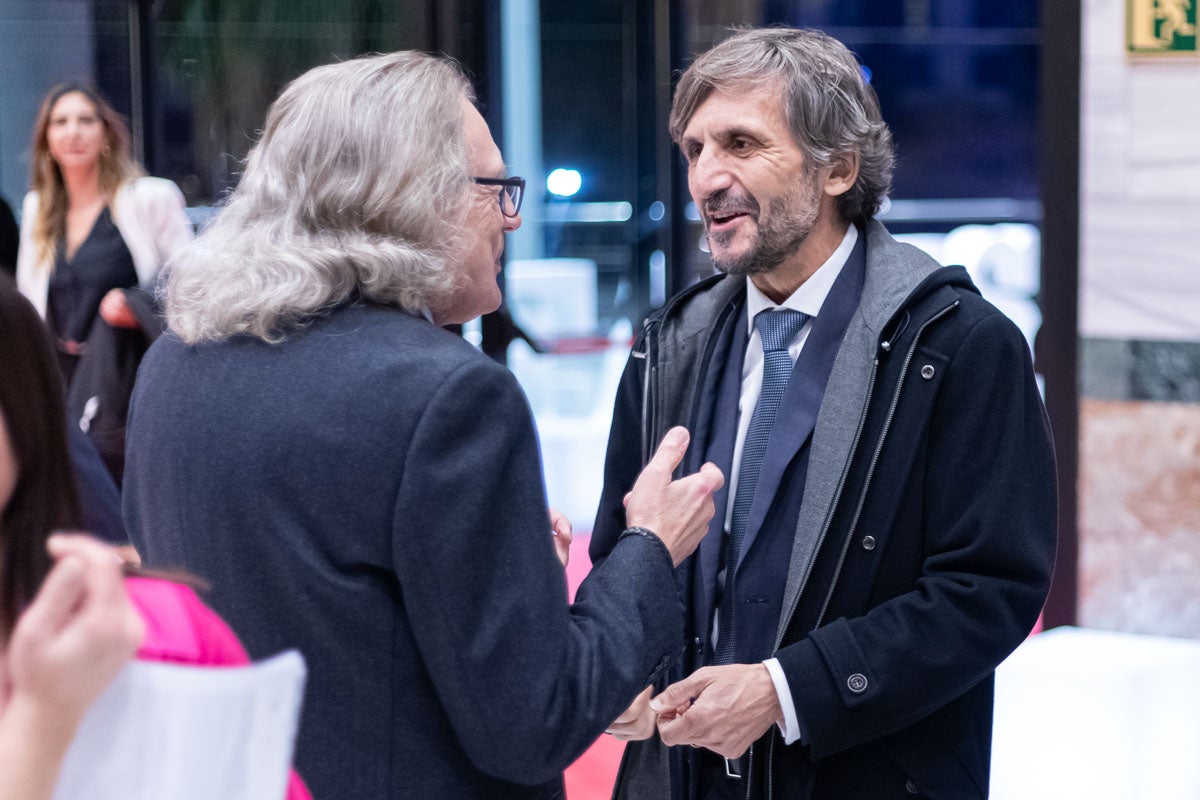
left=0, top=196, right=17, bottom=276
left=46, top=206, right=138, bottom=383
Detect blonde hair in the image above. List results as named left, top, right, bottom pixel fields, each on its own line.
left=166, top=51, right=475, bottom=343
left=29, top=83, right=144, bottom=267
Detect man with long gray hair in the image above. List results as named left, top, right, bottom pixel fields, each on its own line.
left=589, top=27, right=1056, bottom=799
left=123, top=51, right=723, bottom=799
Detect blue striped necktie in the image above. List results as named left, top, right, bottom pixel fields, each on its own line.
left=714, top=307, right=809, bottom=665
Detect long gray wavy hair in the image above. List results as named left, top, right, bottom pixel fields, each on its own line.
left=166, top=51, right=473, bottom=343
left=669, top=27, right=895, bottom=223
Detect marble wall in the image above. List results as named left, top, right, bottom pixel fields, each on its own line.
left=1080, top=399, right=1200, bottom=636
left=1080, top=0, right=1200, bottom=343
left=1079, top=0, right=1200, bottom=636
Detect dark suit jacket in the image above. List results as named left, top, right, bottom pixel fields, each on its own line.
left=124, top=301, right=683, bottom=799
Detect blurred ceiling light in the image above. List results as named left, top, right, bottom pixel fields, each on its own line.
left=546, top=168, right=582, bottom=197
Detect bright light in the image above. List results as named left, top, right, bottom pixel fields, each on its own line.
left=650, top=250, right=666, bottom=306
left=546, top=168, right=582, bottom=197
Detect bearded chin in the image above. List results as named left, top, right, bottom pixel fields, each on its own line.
left=709, top=236, right=777, bottom=276
left=708, top=196, right=817, bottom=277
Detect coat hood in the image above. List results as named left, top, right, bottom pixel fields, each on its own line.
left=857, top=218, right=981, bottom=342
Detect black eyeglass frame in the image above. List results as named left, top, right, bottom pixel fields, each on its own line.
left=471, top=176, right=526, bottom=218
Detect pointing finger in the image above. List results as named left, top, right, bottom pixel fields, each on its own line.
left=641, top=427, right=690, bottom=483
left=699, top=462, right=725, bottom=492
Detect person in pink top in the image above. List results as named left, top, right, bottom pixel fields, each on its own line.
left=0, top=279, right=309, bottom=800
left=124, top=575, right=311, bottom=800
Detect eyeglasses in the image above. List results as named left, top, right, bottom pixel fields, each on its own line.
left=471, top=176, right=526, bottom=218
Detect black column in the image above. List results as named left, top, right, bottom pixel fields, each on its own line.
left=130, top=0, right=156, bottom=170
left=1036, top=0, right=1080, bottom=628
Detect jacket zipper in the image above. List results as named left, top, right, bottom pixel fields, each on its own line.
left=813, top=300, right=958, bottom=628
left=744, top=744, right=754, bottom=799
left=765, top=299, right=958, bottom=799
left=611, top=320, right=657, bottom=800
left=639, top=318, right=659, bottom=466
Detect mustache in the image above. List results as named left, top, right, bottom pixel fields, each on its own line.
left=703, top=190, right=759, bottom=218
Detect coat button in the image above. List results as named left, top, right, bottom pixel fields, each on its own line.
left=906, top=778, right=921, bottom=794
left=920, top=364, right=935, bottom=380
left=862, top=535, right=876, bottom=551
left=847, top=673, right=868, bottom=693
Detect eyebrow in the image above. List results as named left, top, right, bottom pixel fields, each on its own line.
left=478, top=162, right=508, bottom=180
left=682, top=123, right=767, bottom=145
left=718, top=125, right=766, bottom=142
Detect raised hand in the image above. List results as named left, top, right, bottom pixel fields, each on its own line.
left=5, top=534, right=144, bottom=731
left=624, top=427, right=724, bottom=566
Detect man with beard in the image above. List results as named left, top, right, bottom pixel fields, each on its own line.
left=589, top=27, right=1057, bottom=800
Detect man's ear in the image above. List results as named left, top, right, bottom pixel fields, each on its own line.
left=823, top=152, right=860, bottom=198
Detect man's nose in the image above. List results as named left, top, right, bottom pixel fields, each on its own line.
left=690, top=150, right=733, bottom=199
left=503, top=210, right=522, bottom=233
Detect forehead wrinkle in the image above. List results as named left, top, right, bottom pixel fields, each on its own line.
left=688, top=83, right=787, bottom=130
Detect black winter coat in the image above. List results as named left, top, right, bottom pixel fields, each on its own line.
left=591, top=220, right=1057, bottom=800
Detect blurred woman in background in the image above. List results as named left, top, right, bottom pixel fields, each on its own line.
left=16, top=82, right=193, bottom=372
left=15, top=83, right=193, bottom=479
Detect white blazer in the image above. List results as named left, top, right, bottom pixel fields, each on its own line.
left=16, top=176, right=194, bottom=318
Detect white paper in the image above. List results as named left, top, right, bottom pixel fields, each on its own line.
left=52, top=650, right=306, bottom=800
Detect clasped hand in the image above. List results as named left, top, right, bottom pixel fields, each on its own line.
left=604, top=664, right=782, bottom=760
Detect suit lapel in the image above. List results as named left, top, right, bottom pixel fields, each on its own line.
left=739, top=233, right=867, bottom=563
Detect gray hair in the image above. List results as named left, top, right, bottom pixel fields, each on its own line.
left=669, top=27, right=895, bottom=222
left=167, top=51, right=474, bottom=343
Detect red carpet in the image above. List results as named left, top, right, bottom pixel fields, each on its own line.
left=563, top=533, right=623, bottom=799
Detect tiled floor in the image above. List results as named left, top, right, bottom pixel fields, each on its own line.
left=993, top=626, right=1200, bottom=799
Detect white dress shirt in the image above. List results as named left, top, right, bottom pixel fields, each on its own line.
left=715, top=224, right=858, bottom=745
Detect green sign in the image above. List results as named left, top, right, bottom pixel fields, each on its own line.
left=1128, top=0, right=1198, bottom=53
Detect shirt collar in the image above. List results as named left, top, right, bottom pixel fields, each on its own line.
left=745, top=223, right=858, bottom=324
left=404, top=304, right=435, bottom=324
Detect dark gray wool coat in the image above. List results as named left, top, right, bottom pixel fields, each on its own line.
left=125, top=302, right=683, bottom=799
